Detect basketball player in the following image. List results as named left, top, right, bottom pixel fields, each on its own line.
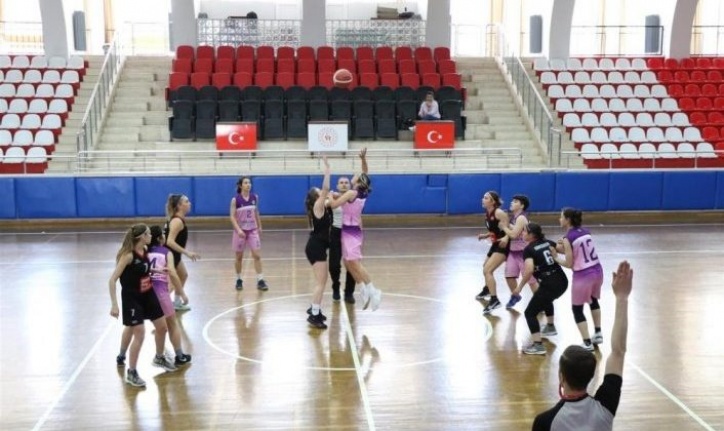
left=557, top=208, right=604, bottom=351
left=502, top=194, right=539, bottom=310
left=148, top=225, right=192, bottom=365
left=328, top=155, right=369, bottom=304
left=230, top=176, right=268, bottom=291
left=164, top=194, right=199, bottom=311
left=532, top=261, right=633, bottom=431
left=304, top=157, right=332, bottom=329
left=509, top=223, right=568, bottom=355
left=477, top=191, right=510, bottom=313
left=109, top=224, right=177, bottom=387
left=328, top=148, right=382, bottom=311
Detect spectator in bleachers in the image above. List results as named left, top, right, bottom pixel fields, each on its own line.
left=409, top=91, right=441, bottom=131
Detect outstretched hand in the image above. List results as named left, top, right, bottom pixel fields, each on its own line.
left=322, top=156, right=330, bottom=171
left=359, top=147, right=367, bottom=159
left=612, top=260, right=633, bottom=299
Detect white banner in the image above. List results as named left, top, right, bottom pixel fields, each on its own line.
left=307, top=121, right=349, bottom=152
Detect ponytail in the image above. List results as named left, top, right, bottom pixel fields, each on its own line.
left=116, top=224, right=148, bottom=262
left=562, top=207, right=583, bottom=228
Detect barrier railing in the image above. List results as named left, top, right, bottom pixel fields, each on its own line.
left=0, top=21, right=43, bottom=53
left=569, top=25, right=664, bottom=57
left=559, top=150, right=724, bottom=169
left=58, top=147, right=525, bottom=175
left=691, top=25, right=724, bottom=56
left=124, top=21, right=171, bottom=55
left=490, top=25, right=563, bottom=167
left=75, top=31, right=126, bottom=167
left=451, top=24, right=486, bottom=57
left=197, top=18, right=302, bottom=48
left=326, top=19, right=425, bottom=48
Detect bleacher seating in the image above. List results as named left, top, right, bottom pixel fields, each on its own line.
left=0, top=54, right=86, bottom=174
left=535, top=56, right=724, bottom=168
left=167, top=45, right=466, bottom=141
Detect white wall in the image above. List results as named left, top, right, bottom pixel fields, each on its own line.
left=4, top=0, right=43, bottom=21
left=199, top=0, right=302, bottom=20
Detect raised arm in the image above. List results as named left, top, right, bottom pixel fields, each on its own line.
left=605, top=261, right=633, bottom=377
left=360, top=147, right=368, bottom=174
left=314, top=157, right=331, bottom=218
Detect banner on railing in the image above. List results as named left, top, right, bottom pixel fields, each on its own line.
left=308, top=121, right=349, bottom=152
left=216, top=122, right=257, bottom=151
left=414, top=121, right=455, bottom=150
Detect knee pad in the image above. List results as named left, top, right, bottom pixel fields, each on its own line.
left=572, top=305, right=587, bottom=324
left=589, top=297, right=600, bottom=310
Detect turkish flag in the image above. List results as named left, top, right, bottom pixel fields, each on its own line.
left=414, top=120, right=455, bottom=150
left=216, top=122, right=257, bottom=151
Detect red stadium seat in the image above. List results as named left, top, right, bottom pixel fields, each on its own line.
left=357, top=46, right=374, bottom=62
left=196, top=46, right=214, bottom=59
left=375, top=46, right=393, bottom=62
left=190, top=72, right=210, bottom=89
left=359, top=73, right=379, bottom=88
left=318, top=72, right=334, bottom=89
left=398, top=60, right=416, bottom=75
left=172, top=58, right=192, bottom=74
left=275, top=72, right=295, bottom=89
left=433, top=47, right=450, bottom=62
left=697, top=58, right=712, bottom=69
left=176, top=45, right=194, bottom=60
left=256, top=58, right=275, bottom=74
left=664, top=58, right=679, bottom=69
left=337, top=58, right=357, bottom=73
left=296, top=72, right=316, bottom=89
left=442, top=73, right=462, bottom=90
left=236, top=58, right=254, bottom=74
left=401, top=73, right=420, bottom=89
left=378, top=59, right=396, bottom=75
left=395, top=46, right=413, bottom=62
left=256, top=46, right=274, bottom=59
left=277, top=46, right=295, bottom=60
left=236, top=46, right=254, bottom=60
left=194, top=58, right=213, bottom=74
left=317, top=46, right=334, bottom=60
left=336, top=47, right=354, bottom=61
left=212, top=73, right=231, bottom=88
left=417, top=60, right=437, bottom=75
left=358, top=60, right=376, bottom=75
left=414, top=47, right=433, bottom=62
left=254, top=72, right=274, bottom=88
left=297, top=46, right=315, bottom=60
left=233, top=72, right=252, bottom=87
left=297, top=59, right=316, bottom=74
left=215, top=59, right=234, bottom=74
left=277, top=58, right=296, bottom=75
left=421, top=73, right=441, bottom=89
left=438, top=59, right=457, bottom=75
left=380, top=73, right=400, bottom=89
left=217, top=45, right=235, bottom=59
left=318, top=58, right=336, bottom=74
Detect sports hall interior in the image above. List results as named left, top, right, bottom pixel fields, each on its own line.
left=0, top=0, right=722, bottom=430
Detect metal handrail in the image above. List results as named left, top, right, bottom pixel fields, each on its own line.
left=490, top=24, right=563, bottom=167
left=75, top=30, right=126, bottom=163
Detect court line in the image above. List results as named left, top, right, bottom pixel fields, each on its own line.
left=3, top=249, right=723, bottom=267
left=629, top=362, right=715, bottom=431
left=340, top=300, right=376, bottom=431
left=2, top=222, right=722, bottom=236
left=31, top=321, right=115, bottom=431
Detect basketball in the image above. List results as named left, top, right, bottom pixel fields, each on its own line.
left=333, top=68, right=353, bottom=88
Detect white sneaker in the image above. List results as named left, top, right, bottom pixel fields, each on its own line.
left=581, top=342, right=594, bottom=352
left=174, top=298, right=191, bottom=311
left=361, top=285, right=371, bottom=310
left=370, top=287, right=382, bottom=311
left=592, top=332, right=604, bottom=345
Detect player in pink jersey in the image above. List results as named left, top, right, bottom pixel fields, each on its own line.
left=329, top=148, right=382, bottom=311
left=148, top=225, right=192, bottom=366
left=557, top=208, right=604, bottom=351
left=230, top=176, right=268, bottom=291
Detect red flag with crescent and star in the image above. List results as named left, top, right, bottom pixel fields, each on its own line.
left=216, top=122, right=257, bottom=151
left=413, top=121, right=455, bottom=150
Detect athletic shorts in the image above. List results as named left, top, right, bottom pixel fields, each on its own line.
left=487, top=240, right=510, bottom=258
left=232, top=229, right=261, bottom=252
left=341, top=227, right=363, bottom=261
left=571, top=265, right=604, bottom=306
left=305, top=237, right=330, bottom=264
left=505, top=250, right=539, bottom=287
left=152, top=280, right=175, bottom=317
left=121, top=289, right=164, bottom=326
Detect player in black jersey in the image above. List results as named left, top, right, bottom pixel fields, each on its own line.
left=509, top=223, right=568, bottom=356
left=164, top=194, right=200, bottom=311
left=109, top=224, right=177, bottom=387
left=477, top=191, right=511, bottom=313
left=304, top=157, right=332, bottom=329
left=532, top=261, right=632, bottom=431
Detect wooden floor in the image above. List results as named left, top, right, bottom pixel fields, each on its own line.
left=1, top=223, right=723, bottom=430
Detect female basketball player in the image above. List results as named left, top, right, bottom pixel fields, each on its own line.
left=510, top=223, right=568, bottom=355
left=109, top=224, right=177, bottom=387
left=477, top=191, right=510, bottom=314
left=148, top=225, right=192, bottom=365
left=558, top=208, right=604, bottom=351
left=501, top=194, right=538, bottom=309
left=304, top=157, right=332, bottom=329
left=230, top=176, right=268, bottom=291
left=328, top=148, right=382, bottom=311
left=164, top=194, right=199, bottom=310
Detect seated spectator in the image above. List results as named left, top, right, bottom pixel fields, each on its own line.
left=418, top=91, right=441, bottom=121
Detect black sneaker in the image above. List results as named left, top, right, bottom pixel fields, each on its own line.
left=483, top=297, right=502, bottom=314
left=307, top=313, right=328, bottom=329
left=344, top=293, right=356, bottom=304
left=257, top=279, right=269, bottom=291
left=475, top=286, right=490, bottom=300
left=235, top=279, right=243, bottom=291
left=125, top=369, right=146, bottom=387
left=332, top=288, right=341, bottom=301
left=116, top=355, right=125, bottom=367
left=307, top=307, right=327, bottom=321
left=175, top=353, right=192, bottom=366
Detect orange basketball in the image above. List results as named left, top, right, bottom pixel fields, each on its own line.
left=333, top=68, right=353, bottom=88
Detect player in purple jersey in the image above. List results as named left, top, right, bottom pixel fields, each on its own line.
left=148, top=225, right=192, bottom=365
left=532, top=261, right=632, bottom=431
left=109, top=224, right=176, bottom=387
left=502, top=195, right=538, bottom=307
left=557, top=208, right=604, bottom=351
left=329, top=148, right=382, bottom=311
left=230, top=176, right=269, bottom=291
left=164, top=194, right=199, bottom=311
left=477, top=191, right=511, bottom=314
left=304, top=157, right=332, bottom=329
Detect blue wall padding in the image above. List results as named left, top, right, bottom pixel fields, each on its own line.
left=554, top=172, right=610, bottom=212
left=1, top=171, right=723, bottom=219
left=193, top=176, right=238, bottom=216
left=134, top=177, right=194, bottom=217
left=501, top=172, right=557, bottom=212
left=15, top=177, right=77, bottom=218
left=446, top=174, right=501, bottom=214
left=608, top=172, right=663, bottom=210
left=661, top=171, right=718, bottom=210
left=76, top=177, right=135, bottom=217
left=0, top=178, right=16, bottom=218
